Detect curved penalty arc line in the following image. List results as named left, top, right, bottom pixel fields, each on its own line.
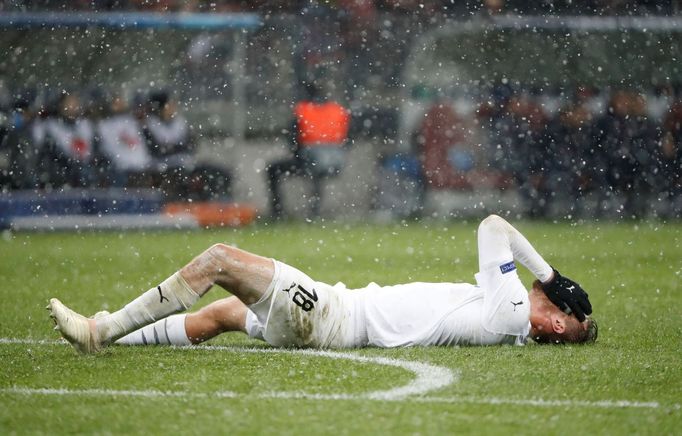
left=1, top=338, right=679, bottom=412
left=0, top=338, right=457, bottom=400
left=190, top=344, right=458, bottom=400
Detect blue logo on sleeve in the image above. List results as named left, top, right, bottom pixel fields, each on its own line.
left=500, top=261, right=516, bottom=274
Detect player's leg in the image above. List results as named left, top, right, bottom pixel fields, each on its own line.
left=116, top=255, right=356, bottom=349
left=115, top=296, right=248, bottom=346
left=49, top=244, right=274, bottom=354
left=266, top=157, right=304, bottom=219
left=185, top=296, right=249, bottom=342
left=310, top=173, right=323, bottom=218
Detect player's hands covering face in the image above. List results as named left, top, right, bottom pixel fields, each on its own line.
left=540, top=269, right=592, bottom=322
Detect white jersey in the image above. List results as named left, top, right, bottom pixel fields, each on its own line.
left=246, top=261, right=531, bottom=349
left=245, top=215, right=548, bottom=349
left=338, top=262, right=530, bottom=348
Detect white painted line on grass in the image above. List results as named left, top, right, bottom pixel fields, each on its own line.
left=0, top=338, right=63, bottom=345
left=410, top=395, right=679, bottom=411
left=1, top=338, right=679, bottom=412
left=2, top=386, right=679, bottom=412
left=190, top=345, right=457, bottom=400
left=2, top=387, right=205, bottom=399
left=0, top=337, right=456, bottom=400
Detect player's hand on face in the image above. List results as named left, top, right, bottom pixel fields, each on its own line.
left=540, top=268, right=592, bottom=322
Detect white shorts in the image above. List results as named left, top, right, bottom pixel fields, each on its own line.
left=245, top=260, right=367, bottom=348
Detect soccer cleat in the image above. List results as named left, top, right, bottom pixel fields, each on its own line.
left=48, top=298, right=102, bottom=355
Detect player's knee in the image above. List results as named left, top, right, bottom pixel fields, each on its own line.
left=206, top=243, right=237, bottom=263
left=205, top=243, right=248, bottom=283
left=480, top=214, right=503, bottom=230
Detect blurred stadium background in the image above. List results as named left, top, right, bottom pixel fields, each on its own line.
left=1, top=0, right=682, bottom=229
left=1, top=3, right=681, bottom=434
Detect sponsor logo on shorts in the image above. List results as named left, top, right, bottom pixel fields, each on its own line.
left=500, top=261, right=516, bottom=274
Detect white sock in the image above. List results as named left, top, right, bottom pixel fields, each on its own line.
left=96, top=272, right=200, bottom=344
left=115, top=314, right=191, bottom=346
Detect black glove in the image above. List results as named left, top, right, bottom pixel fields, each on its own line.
left=540, top=268, right=592, bottom=322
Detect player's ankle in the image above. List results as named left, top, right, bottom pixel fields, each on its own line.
left=91, top=318, right=107, bottom=346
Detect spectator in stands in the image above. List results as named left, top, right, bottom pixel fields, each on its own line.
left=547, top=100, right=601, bottom=216
left=506, top=93, right=552, bottom=217
left=418, top=99, right=475, bottom=190
left=294, top=4, right=346, bottom=93
left=97, top=92, right=151, bottom=187
left=143, top=90, right=196, bottom=199
left=338, top=0, right=377, bottom=99
left=594, top=90, right=661, bottom=217
left=266, top=83, right=350, bottom=219
left=662, top=99, right=682, bottom=217
left=1, top=92, right=39, bottom=189
left=143, top=90, right=231, bottom=201
left=82, top=88, right=112, bottom=186
left=37, top=92, right=95, bottom=188
left=477, top=82, right=515, bottom=176
left=144, top=90, right=194, bottom=170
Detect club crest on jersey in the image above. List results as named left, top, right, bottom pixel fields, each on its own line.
left=500, top=261, right=516, bottom=274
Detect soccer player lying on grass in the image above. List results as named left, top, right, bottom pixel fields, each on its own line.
left=48, top=215, right=597, bottom=354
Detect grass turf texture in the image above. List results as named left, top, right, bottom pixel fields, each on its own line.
left=0, top=220, right=680, bottom=434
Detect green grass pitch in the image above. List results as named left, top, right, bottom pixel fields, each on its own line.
left=1, top=220, right=680, bottom=434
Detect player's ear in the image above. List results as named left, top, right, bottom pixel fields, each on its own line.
left=550, top=314, right=566, bottom=334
